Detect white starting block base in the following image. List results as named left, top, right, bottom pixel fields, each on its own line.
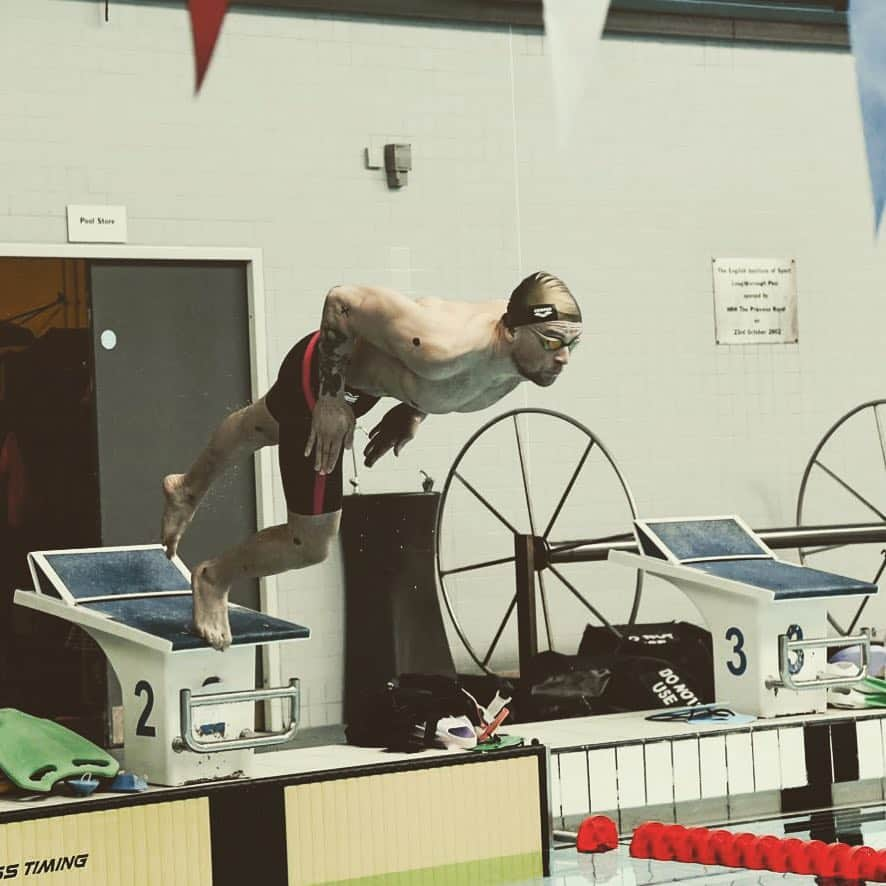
left=614, top=560, right=834, bottom=717
left=96, top=630, right=256, bottom=785
left=611, top=516, right=878, bottom=718
left=700, top=592, right=828, bottom=717
left=15, top=545, right=310, bottom=786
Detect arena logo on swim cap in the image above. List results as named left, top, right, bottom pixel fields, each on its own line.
left=508, top=302, right=579, bottom=326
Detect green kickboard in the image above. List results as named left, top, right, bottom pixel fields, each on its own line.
left=0, top=709, right=119, bottom=792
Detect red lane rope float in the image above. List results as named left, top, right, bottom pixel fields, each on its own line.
left=576, top=815, right=618, bottom=853
left=628, top=821, right=886, bottom=881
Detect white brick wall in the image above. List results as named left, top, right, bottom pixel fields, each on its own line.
left=2, top=2, right=885, bottom=725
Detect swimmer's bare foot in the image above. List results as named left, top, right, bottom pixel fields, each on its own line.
left=191, top=562, right=232, bottom=652
left=162, top=474, right=198, bottom=559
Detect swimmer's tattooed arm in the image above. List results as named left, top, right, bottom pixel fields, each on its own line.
left=318, top=289, right=355, bottom=399
left=307, top=286, right=361, bottom=475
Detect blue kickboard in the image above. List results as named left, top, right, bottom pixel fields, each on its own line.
left=44, top=549, right=190, bottom=599
left=694, top=559, right=877, bottom=600
left=87, top=595, right=310, bottom=649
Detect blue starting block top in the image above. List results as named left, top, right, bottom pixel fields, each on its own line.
left=692, top=559, right=875, bottom=600
left=20, top=545, right=310, bottom=652
left=39, top=548, right=190, bottom=601
left=87, top=596, right=308, bottom=650
left=640, top=518, right=768, bottom=561
left=634, top=516, right=877, bottom=601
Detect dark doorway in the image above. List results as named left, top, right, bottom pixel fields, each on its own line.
left=0, top=257, right=259, bottom=745
left=0, top=257, right=104, bottom=741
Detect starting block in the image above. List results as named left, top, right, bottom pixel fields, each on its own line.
left=610, top=516, right=877, bottom=718
left=14, top=545, right=310, bottom=786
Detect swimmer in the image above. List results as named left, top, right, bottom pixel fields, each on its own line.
left=161, top=271, right=582, bottom=650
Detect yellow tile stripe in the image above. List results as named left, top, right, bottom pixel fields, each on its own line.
left=321, top=852, right=542, bottom=885
left=285, top=755, right=543, bottom=885
left=0, top=798, right=211, bottom=885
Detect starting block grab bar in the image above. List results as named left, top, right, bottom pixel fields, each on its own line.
left=766, top=631, right=871, bottom=693
left=173, top=679, right=301, bottom=754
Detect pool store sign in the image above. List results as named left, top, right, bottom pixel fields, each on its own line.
left=712, top=258, right=798, bottom=345
left=66, top=204, right=128, bottom=243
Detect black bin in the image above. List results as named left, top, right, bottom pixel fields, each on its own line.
left=341, top=492, right=456, bottom=721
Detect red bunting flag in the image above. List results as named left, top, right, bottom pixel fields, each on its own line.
left=188, top=0, right=229, bottom=93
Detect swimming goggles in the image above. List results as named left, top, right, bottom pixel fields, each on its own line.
left=646, top=706, right=737, bottom=723
left=530, top=328, right=581, bottom=352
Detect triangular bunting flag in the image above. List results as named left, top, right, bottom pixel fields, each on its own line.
left=849, top=0, right=886, bottom=233
left=188, top=0, right=229, bottom=93
left=544, top=0, right=611, bottom=144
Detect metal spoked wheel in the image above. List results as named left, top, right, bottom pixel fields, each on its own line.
left=434, top=408, right=642, bottom=676
left=797, top=399, right=886, bottom=635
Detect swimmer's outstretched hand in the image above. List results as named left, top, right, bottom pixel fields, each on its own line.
left=306, top=398, right=355, bottom=475
left=363, top=403, right=425, bottom=468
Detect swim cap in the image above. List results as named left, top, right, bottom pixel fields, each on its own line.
left=504, top=271, right=581, bottom=328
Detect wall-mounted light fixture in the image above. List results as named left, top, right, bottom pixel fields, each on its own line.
left=383, top=143, right=412, bottom=189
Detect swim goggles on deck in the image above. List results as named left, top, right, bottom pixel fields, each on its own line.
left=646, top=706, right=737, bottom=723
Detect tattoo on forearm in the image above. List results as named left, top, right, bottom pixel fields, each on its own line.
left=318, top=325, right=347, bottom=396
left=318, top=295, right=351, bottom=398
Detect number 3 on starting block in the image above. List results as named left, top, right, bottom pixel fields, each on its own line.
left=725, top=627, right=747, bottom=676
